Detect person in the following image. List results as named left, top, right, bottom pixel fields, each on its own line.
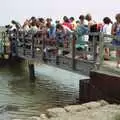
left=62, top=16, right=72, bottom=30
left=75, top=16, right=89, bottom=59
left=46, top=18, right=56, bottom=40
left=111, top=13, right=120, bottom=68
left=38, top=18, right=45, bottom=29
left=11, top=20, right=21, bottom=29
left=69, top=17, right=77, bottom=30
left=79, top=15, right=89, bottom=44
left=22, top=19, right=30, bottom=32
left=85, top=13, right=96, bottom=29
left=102, top=17, right=113, bottom=60
left=55, top=24, right=65, bottom=47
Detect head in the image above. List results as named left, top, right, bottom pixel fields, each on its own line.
left=39, top=18, right=45, bottom=23
left=115, top=13, right=120, bottom=23
left=56, top=24, right=64, bottom=32
left=46, top=18, right=52, bottom=28
left=30, top=16, right=36, bottom=21
left=70, top=17, right=75, bottom=22
left=85, top=14, right=92, bottom=21
left=29, top=17, right=36, bottom=26
left=76, top=20, right=80, bottom=26
left=29, top=16, right=36, bottom=23
left=55, top=20, right=60, bottom=25
left=46, top=18, right=52, bottom=23
left=63, top=16, right=69, bottom=22
left=79, top=15, right=85, bottom=22
left=103, top=17, right=112, bottom=24
left=36, top=19, right=41, bottom=28
left=11, top=20, right=16, bottom=24
left=23, top=19, right=29, bottom=26
left=79, top=15, right=84, bottom=20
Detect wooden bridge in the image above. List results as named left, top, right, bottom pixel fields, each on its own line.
left=0, top=30, right=120, bottom=78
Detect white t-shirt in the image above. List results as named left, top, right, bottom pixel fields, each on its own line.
left=102, top=23, right=112, bottom=35
left=23, top=25, right=30, bottom=32
left=102, top=23, right=112, bottom=42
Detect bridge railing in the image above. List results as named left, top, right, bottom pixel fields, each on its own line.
left=6, top=29, right=120, bottom=74
left=99, top=33, right=120, bottom=73
left=0, top=31, right=11, bottom=58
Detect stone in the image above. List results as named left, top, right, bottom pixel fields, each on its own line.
left=27, top=116, right=41, bottom=120
left=64, top=105, right=87, bottom=113
left=82, top=101, right=102, bottom=109
left=46, top=107, right=66, bottom=118
left=98, top=100, right=109, bottom=106
left=40, top=114, right=48, bottom=119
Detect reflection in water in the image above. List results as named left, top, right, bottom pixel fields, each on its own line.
left=0, top=61, right=87, bottom=119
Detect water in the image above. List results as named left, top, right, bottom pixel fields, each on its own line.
left=0, top=61, right=89, bottom=120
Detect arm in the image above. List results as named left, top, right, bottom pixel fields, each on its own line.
left=111, top=23, right=117, bottom=35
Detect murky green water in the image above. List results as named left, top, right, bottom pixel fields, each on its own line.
left=0, top=61, right=88, bottom=120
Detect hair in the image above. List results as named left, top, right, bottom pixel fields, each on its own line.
left=38, top=18, right=44, bottom=23
left=85, top=14, right=92, bottom=21
left=103, top=17, right=112, bottom=24
left=56, top=24, right=63, bottom=30
left=70, top=17, right=74, bottom=21
left=63, top=16, right=69, bottom=22
left=76, top=20, right=80, bottom=24
left=30, top=16, right=36, bottom=21
left=79, top=15, right=84, bottom=20
left=46, top=18, right=52, bottom=23
left=115, top=13, right=120, bottom=21
left=31, top=21, right=36, bottom=26
left=55, top=20, right=60, bottom=24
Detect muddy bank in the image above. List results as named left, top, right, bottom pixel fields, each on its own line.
left=13, top=100, right=120, bottom=120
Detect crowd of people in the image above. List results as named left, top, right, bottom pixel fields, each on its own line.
left=8, top=13, right=120, bottom=68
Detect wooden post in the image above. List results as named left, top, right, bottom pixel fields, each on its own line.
left=23, top=32, right=26, bottom=56
left=28, top=63, right=35, bottom=82
left=56, top=48, right=59, bottom=65
left=2, top=32, right=6, bottom=54
left=15, top=30, right=19, bottom=56
left=32, top=34, right=35, bottom=58
left=79, top=79, right=90, bottom=103
left=98, top=32, right=104, bottom=69
left=93, top=35, right=97, bottom=61
left=42, top=32, right=46, bottom=61
left=72, top=33, right=76, bottom=70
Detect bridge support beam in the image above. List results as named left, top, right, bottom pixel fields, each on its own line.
left=28, top=63, right=35, bottom=82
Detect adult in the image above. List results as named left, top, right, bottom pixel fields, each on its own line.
left=62, top=16, right=72, bottom=30
left=69, top=17, right=77, bottom=30
left=85, top=13, right=96, bottom=29
left=46, top=18, right=56, bottom=40
left=22, top=19, right=30, bottom=32
left=111, top=13, right=120, bottom=68
left=102, top=17, right=113, bottom=60
left=75, top=15, right=89, bottom=59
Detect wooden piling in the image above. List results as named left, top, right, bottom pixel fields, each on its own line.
left=32, top=34, right=35, bottom=58
left=56, top=56, right=59, bottom=65
left=72, top=33, right=76, bottom=70
left=2, top=32, right=6, bottom=54
left=28, top=63, right=35, bottom=82
left=23, top=32, right=26, bottom=56
left=42, top=32, right=46, bottom=61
